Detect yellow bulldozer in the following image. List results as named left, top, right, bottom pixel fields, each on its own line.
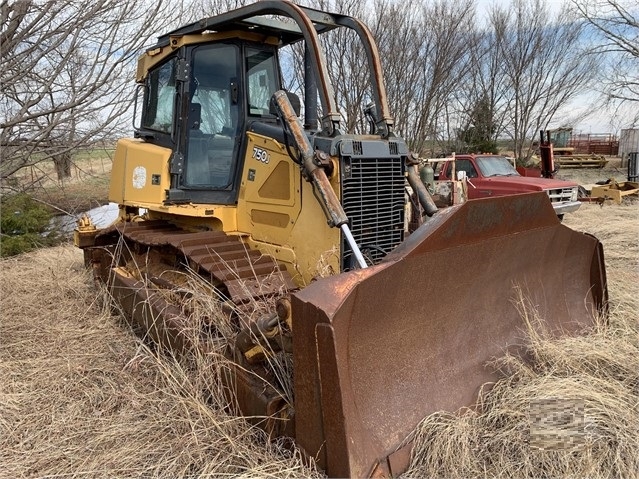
left=74, top=2, right=607, bottom=477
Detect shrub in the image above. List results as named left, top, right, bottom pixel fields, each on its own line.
left=0, top=193, right=63, bottom=257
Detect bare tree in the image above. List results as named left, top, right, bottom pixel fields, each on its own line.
left=487, top=0, right=601, bottom=162
left=369, top=0, right=475, bottom=154
left=313, top=0, right=372, bottom=133
left=0, top=0, right=175, bottom=185
left=570, top=0, right=639, bottom=126
left=452, top=21, right=513, bottom=154
left=276, top=0, right=475, bottom=154
left=197, top=0, right=257, bottom=19
left=267, top=0, right=399, bottom=134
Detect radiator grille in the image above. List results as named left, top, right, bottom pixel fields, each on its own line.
left=547, top=187, right=576, bottom=203
left=341, top=156, right=405, bottom=269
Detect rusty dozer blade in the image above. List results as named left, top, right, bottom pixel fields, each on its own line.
left=292, top=192, right=607, bottom=478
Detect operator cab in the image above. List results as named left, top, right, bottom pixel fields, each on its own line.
left=132, top=2, right=396, bottom=212
left=136, top=40, right=282, bottom=204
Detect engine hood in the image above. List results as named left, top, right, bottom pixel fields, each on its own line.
left=484, top=176, right=578, bottom=190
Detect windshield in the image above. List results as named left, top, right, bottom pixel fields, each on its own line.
left=476, top=156, right=520, bottom=177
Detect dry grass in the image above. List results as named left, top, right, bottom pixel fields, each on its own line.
left=0, top=247, right=321, bottom=478
left=7, top=150, right=113, bottom=216
left=404, top=304, right=638, bottom=478
left=555, top=156, right=630, bottom=186
left=1, top=165, right=637, bottom=478
left=404, top=201, right=639, bottom=478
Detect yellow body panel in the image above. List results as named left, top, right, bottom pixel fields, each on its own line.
left=238, top=132, right=340, bottom=285
left=145, top=205, right=238, bottom=232
left=109, top=139, right=171, bottom=205
left=109, top=133, right=340, bottom=286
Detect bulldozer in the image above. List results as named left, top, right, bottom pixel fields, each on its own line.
left=74, top=2, right=608, bottom=477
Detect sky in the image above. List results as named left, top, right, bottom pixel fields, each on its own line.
left=569, top=102, right=633, bottom=135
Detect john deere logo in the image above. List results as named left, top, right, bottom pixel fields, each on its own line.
left=132, top=166, right=147, bottom=189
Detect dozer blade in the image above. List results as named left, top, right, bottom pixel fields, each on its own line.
left=291, top=192, right=606, bottom=478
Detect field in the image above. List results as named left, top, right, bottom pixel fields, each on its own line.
left=7, top=149, right=113, bottom=216
left=1, top=161, right=637, bottom=478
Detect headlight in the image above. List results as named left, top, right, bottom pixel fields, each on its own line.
left=571, top=188, right=578, bottom=202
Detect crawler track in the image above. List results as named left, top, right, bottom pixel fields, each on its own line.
left=86, top=220, right=297, bottom=436
left=93, top=219, right=296, bottom=304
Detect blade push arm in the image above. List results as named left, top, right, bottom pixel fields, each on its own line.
left=270, top=90, right=368, bottom=269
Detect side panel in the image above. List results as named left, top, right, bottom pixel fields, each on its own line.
left=111, top=140, right=238, bottom=232
left=109, top=139, right=171, bottom=205
left=237, top=132, right=339, bottom=286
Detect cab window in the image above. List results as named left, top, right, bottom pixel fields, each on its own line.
left=185, top=44, right=239, bottom=188
left=456, top=159, right=478, bottom=178
left=246, top=48, right=279, bottom=116
left=142, top=58, right=177, bottom=133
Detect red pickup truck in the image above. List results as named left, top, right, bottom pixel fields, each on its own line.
left=436, top=154, right=581, bottom=217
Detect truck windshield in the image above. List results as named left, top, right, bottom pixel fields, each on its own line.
left=476, top=156, right=520, bottom=177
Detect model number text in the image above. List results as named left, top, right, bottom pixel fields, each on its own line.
left=252, top=147, right=270, bottom=164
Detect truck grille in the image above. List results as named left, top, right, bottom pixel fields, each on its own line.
left=547, top=187, right=576, bottom=203
left=341, top=156, right=405, bottom=269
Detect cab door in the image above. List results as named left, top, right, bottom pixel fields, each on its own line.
left=455, top=159, right=483, bottom=199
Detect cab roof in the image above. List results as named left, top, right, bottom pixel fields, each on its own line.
left=153, top=2, right=345, bottom=49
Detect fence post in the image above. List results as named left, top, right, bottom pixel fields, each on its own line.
left=628, top=152, right=638, bottom=182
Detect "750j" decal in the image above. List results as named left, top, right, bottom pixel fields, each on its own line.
left=252, top=147, right=270, bottom=164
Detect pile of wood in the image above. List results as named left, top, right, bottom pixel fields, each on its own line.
left=554, top=148, right=609, bottom=168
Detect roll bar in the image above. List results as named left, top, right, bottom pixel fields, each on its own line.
left=155, top=0, right=393, bottom=137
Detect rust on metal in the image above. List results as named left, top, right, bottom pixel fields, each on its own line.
left=85, top=195, right=608, bottom=478
left=89, top=220, right=297, bottom=439
left=272, top=90, right=348, bottom=229
left=109, top=265, right=290, bottom=437
left=95, top=221, right=296, bottom=303
left=291, top=192, right=607, bottom=478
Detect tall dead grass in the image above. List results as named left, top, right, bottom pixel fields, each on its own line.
left=404, top=201, right=639, bottom=478
left=0, top=247, right=321, bottom=478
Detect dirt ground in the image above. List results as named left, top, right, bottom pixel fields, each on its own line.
left=555, top=156, right=631, bottom=186
left=1, top=162, right=637, bottom=478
